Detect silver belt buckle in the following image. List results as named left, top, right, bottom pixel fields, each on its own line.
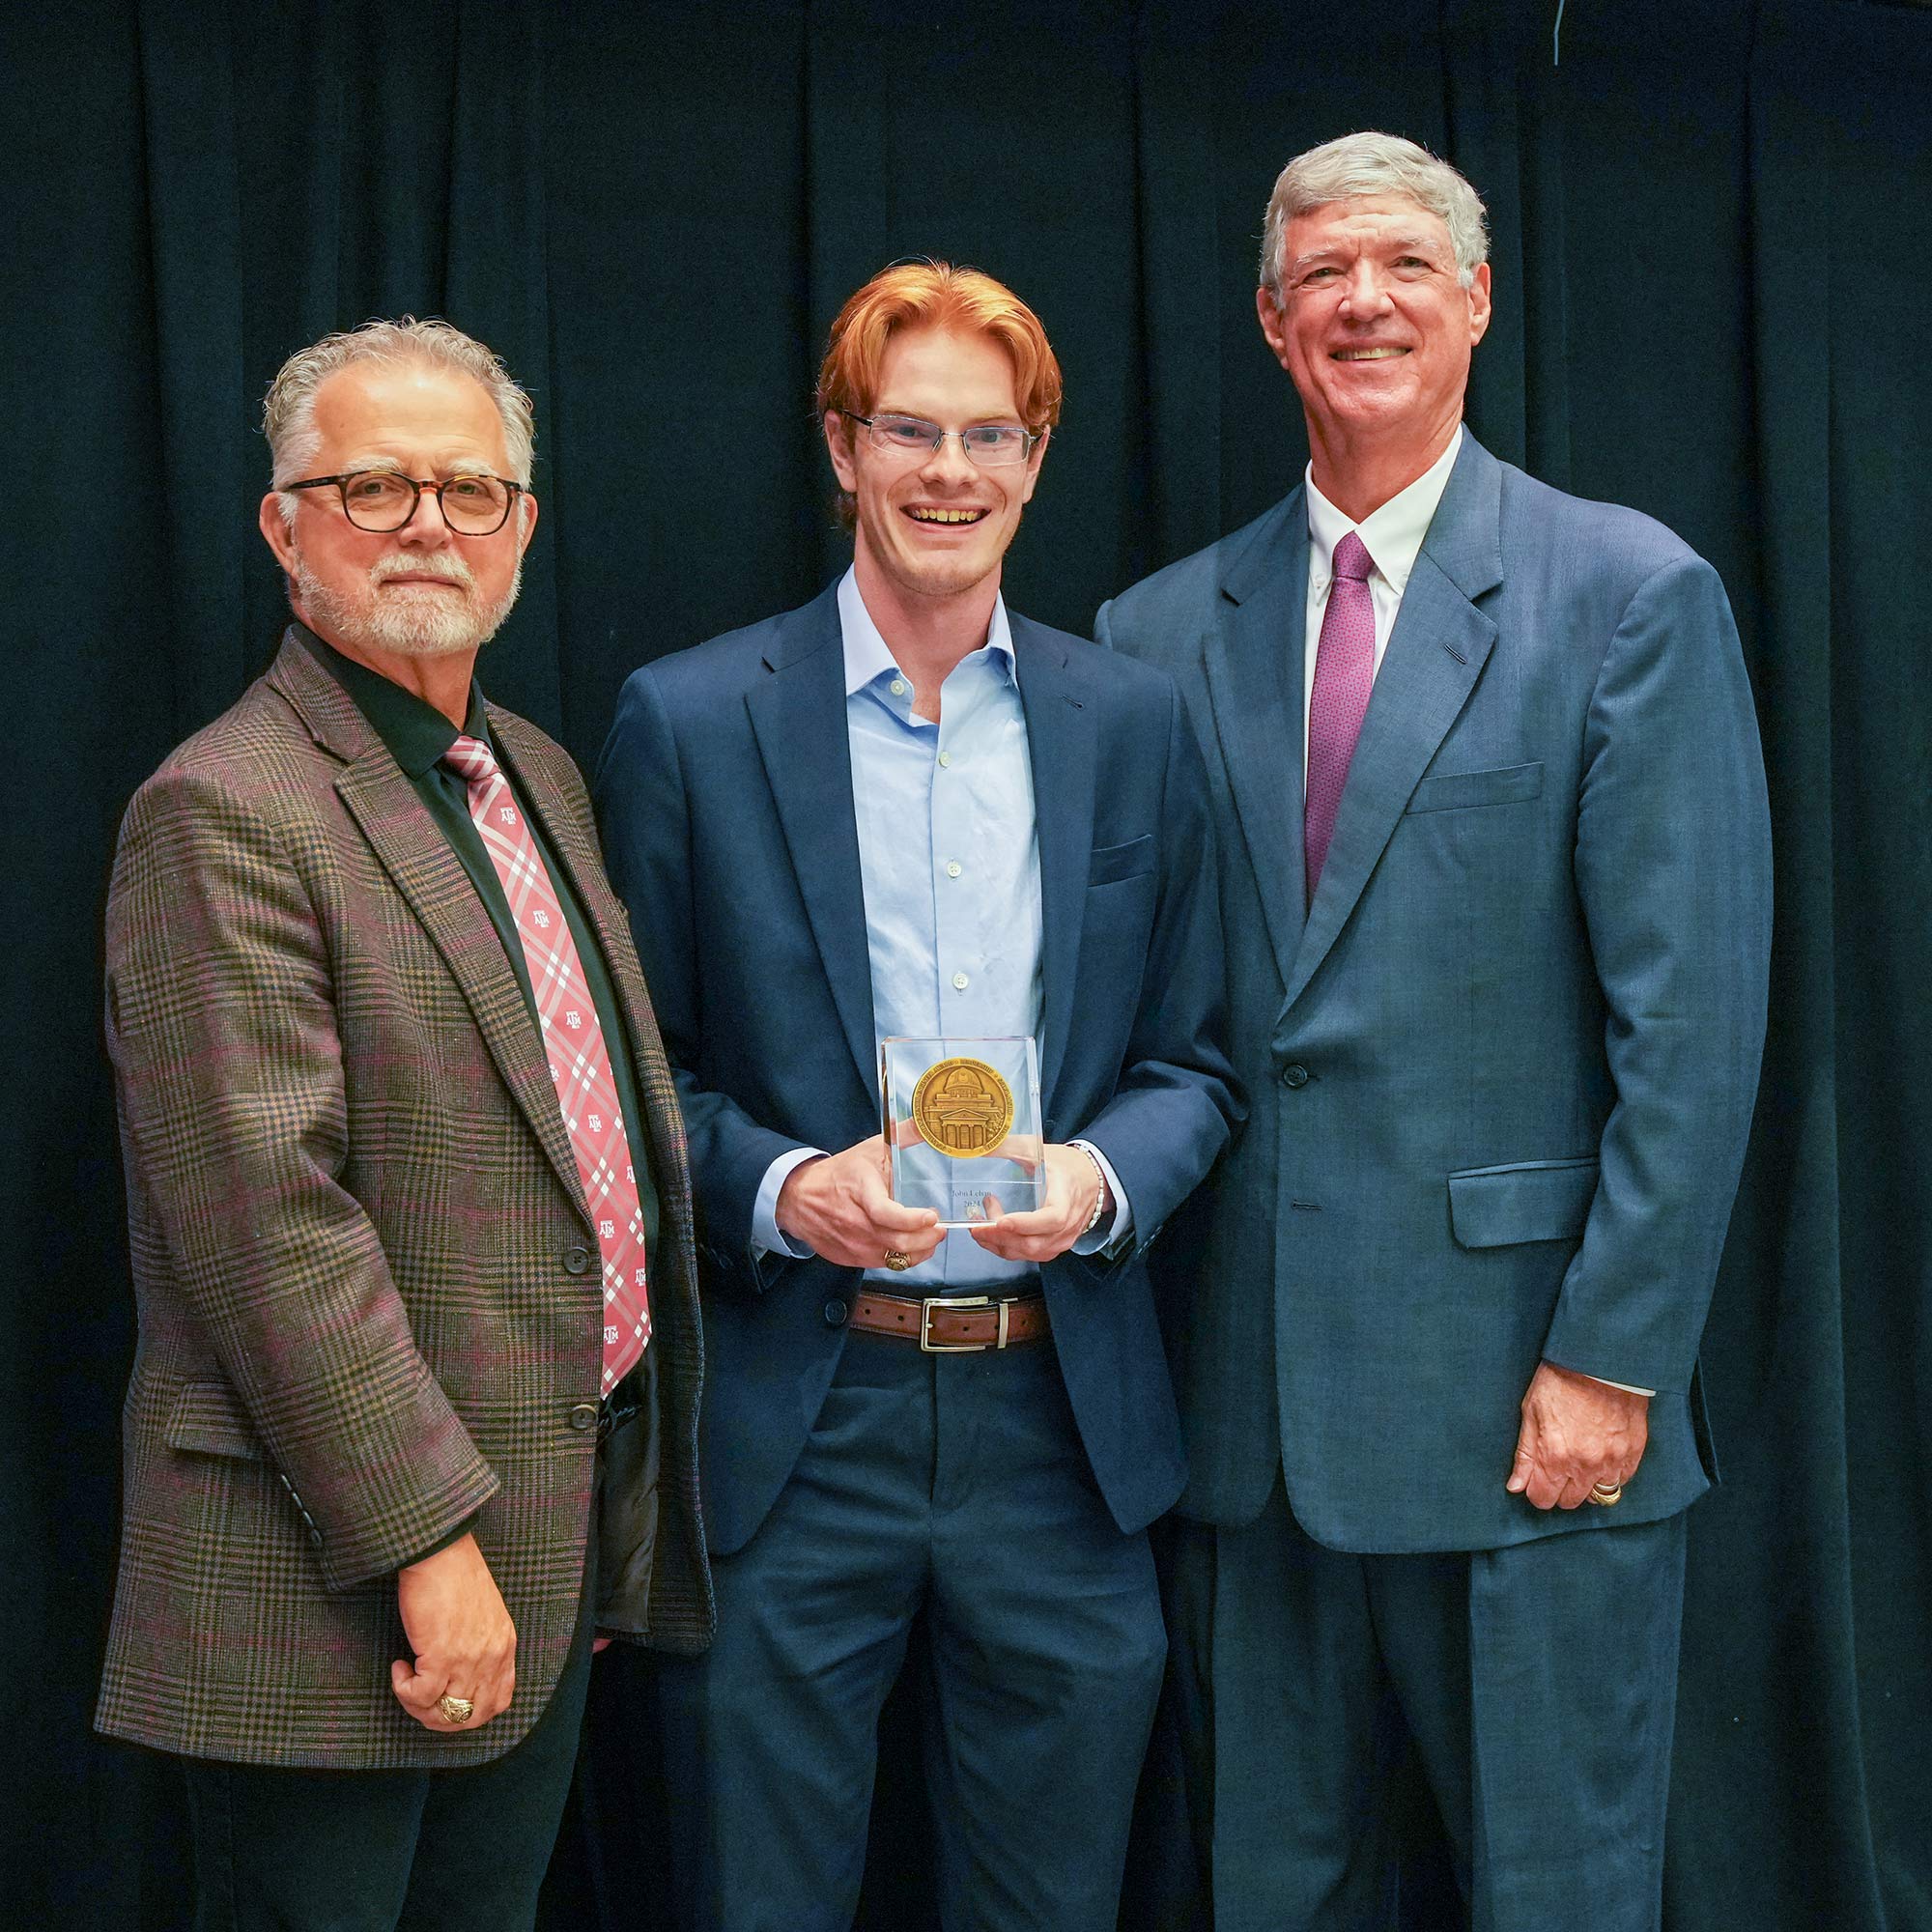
left=920, top=1293, right=992, bottom=1353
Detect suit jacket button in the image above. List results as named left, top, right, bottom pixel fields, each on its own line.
left=1281, top=1064, right=1310, bottom=1089
left=568, top=1402, right=599, bottom=1431
left=823, top=1298, right=848, bottom=1327
left=562, top=1243, right=593, bottom=1275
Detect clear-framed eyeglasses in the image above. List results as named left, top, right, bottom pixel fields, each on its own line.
left=843, top=412, right=1042, bottom=469
left=284, top=469, right=526, bottom=535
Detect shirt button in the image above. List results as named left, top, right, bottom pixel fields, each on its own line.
left=946, top=861, right=962, bottom=878
left=952, top=972, right=970, bottom=991
left=890, top=678, right=907, bottom=696
left=938, top=752, right=952, bottom=768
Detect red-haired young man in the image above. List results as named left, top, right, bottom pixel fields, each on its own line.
left=596, top=262, right=1238, bottom=1931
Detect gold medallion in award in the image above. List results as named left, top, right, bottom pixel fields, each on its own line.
left=880, top=1036, right=1044, bottom=1227
left=910, top=1057, right=1015, bottom=1158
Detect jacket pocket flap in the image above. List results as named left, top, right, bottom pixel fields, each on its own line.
left=1089, top=833, right=1155, bottom=886
left=1448, top=1157, right=1598, bottom=1249
left=1406, top=761, right=1544, bottom=814
left=164, top=1380, right=266, bottom=1461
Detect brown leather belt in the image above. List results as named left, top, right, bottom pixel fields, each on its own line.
left=849, top=1290, right=1050, bottom=1353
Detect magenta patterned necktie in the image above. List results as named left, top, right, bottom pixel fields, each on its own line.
left=444, top=735, right=650, bottom=1392
left=1304, top=529, right=1376, bottom=903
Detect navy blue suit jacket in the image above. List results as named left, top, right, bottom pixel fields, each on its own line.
left=1099, top=435, right=1772, bottom=1553
left=595, top=582, right=1238, bottom=1554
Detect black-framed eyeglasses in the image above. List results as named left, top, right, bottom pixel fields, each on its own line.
left=284, top=469, right=526, bottom=535
left=842, top=412, right=1041, bottom=469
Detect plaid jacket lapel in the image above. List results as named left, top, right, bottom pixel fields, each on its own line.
left=266, top=639, right=589, bottom=1225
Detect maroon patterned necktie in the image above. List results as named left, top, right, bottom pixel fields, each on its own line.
left=1304, top=529, right=1376, bottom=902
left=444, top=735, right=650, bottom=1392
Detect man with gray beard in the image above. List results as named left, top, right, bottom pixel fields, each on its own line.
left=95, top=319, right=710, bottom=1929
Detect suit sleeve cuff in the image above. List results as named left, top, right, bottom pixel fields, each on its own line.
left=1068, top=1141, right=1133, bottom=1256
left=753, top=1148, right=827, bottom=1258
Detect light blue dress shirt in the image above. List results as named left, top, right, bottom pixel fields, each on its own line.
left=752, top=568, right=1129, bottom=1288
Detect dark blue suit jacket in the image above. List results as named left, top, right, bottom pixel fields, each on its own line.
left=1099, top=435, right=1773, bottom=1554
left=595, top=582, right=1238, bottom=1554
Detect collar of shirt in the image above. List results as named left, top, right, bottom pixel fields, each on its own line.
left=295, top=622, right=491, bottom=773
left=836, top=565, right=1016, bottom=714
left=1304, top=422, right=1463, bottom=599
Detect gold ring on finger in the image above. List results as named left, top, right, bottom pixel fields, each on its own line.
left=883, top=1248, right=914, bottom=1272
left=1587, top=1481, right=1623, bottom=1507
left=437, top=1693, right=476, bottom=1723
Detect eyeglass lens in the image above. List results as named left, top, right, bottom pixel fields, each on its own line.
left=865, top=415, right=1033, bottom=468
left=342, top=473, right=514, bottom=533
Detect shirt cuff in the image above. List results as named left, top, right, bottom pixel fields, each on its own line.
left=1068, top=1141, right=1132, bottom=1256
left=753, top=1147, right=828, bottom=1259
left=1583, top=1374, right=1656, bottom=1397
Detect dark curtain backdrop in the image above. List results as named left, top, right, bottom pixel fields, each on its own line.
left=6, top=0, right=1928, bottom=1925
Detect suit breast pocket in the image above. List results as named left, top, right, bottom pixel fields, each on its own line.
left=1405, top=761, right=1544, bottom=815
left=1089, top=833, right=1155, bottom=888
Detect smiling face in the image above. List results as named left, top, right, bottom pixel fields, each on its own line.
left=824, top=325, right=1047, bottom=609
left=1259, top=192, right=1491, bottom=476
left=258, top=359, right=537, bottom=674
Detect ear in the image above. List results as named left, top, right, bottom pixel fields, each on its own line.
left=515, top=491, right=540, bottom=554
left=1467, top=262, right=1493, bottom=347
left=258, top=491, right=298, bottom=577
left=1017, top=428, right=1049, bottom=506
left=1255, top=286, right=1293, bottom=372
left=823, top=411, right=859, bottom=493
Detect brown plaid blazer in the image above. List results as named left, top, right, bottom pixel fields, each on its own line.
left=96, top=634, right=711, bottom=1770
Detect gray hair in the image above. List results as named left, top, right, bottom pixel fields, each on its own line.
left=1260, top=132, right=1489, bottom=301
left=263, top=318, right=536, bottom=521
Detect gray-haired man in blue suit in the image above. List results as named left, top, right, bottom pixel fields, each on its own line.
left=1098, top=133, right=1772, bottom=1932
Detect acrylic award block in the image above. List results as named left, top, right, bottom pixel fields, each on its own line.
left=880, top=1035, right=1046, bottom=1228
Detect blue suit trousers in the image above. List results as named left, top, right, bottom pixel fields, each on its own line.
left=1170, top=1487, right=1688, bottom=1932
left=653, top=1329, right=1167, bottom=1932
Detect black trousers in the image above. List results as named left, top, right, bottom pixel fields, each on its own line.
left=181, top=1514, right=601, bottom=1932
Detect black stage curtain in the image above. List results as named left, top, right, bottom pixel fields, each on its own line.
left=6, top=2, right=1928, bottom=1925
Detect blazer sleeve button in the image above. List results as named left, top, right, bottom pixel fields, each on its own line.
left=562, top=1243, right=594, bottom=1275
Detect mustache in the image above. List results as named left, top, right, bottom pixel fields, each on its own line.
left=369, top=553, right=476, bottom=590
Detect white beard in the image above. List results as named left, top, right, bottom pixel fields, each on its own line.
left=294, top=551, right=522, bottom=660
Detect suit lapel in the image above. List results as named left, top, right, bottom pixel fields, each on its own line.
left=259, top=642, right=591, bottom=1221
left=1280, top=436, right=1505, bottom=1013
left=1013, top=617, right=1096, bottom=1115
left=744, top=586, right=879, bottom=1101
left=267, top=641, right=587, bottom=1229
left=1204, top=496, right=1310, bottom=995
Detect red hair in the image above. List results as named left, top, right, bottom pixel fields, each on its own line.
left=816, top=260, right=1063, bottom=529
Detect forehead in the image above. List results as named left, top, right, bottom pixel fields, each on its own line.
left=308, top=361, right=509, bottom=470
left=872, top=326, right=1021, bottom=419
left=1285, top=193, right=1454, bottom=258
